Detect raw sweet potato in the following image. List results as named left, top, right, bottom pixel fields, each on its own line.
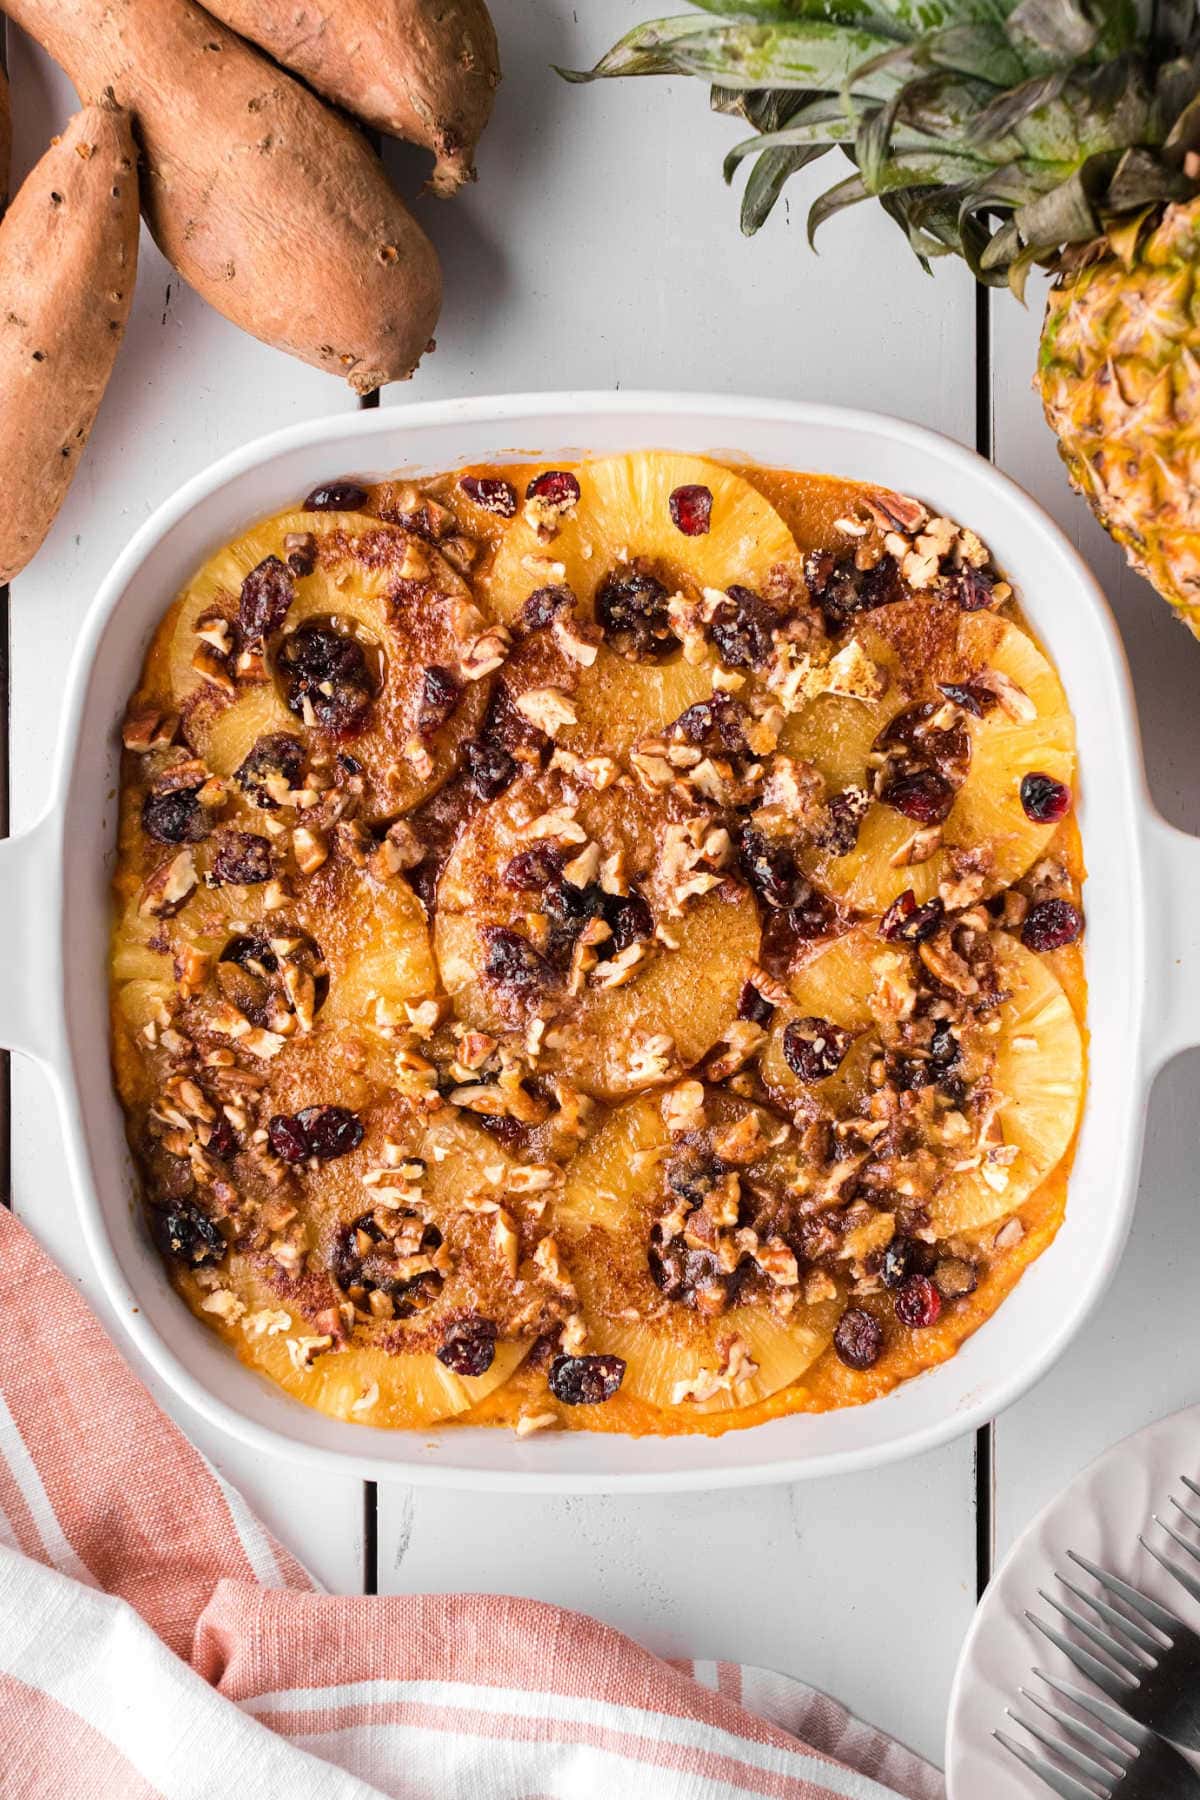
left=5, top=0, right=441, bottom=390
left=1, top=66, right=10, bottom=207
left=201, top=0, right=500, bottom=195
left=0, top=100, right=138, bottom=585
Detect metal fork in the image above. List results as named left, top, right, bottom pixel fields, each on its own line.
left=996, top=1669, right=1200, bottom=1797
left=1025, top=1547, right=1200, bottom=1751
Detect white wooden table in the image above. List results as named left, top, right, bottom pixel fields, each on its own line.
left=5, top=3, right=1199, bottom=1770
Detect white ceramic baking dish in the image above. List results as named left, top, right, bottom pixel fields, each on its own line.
left=2, top=392, right=1194, bottom=1492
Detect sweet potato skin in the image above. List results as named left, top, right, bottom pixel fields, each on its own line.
left=0, top=102, right=139, bottom=585
left=1, top=66, right=11, bottom=207
left=5, top=0, right=442, bottom=390
left=201, top=0, right=500, bottom=194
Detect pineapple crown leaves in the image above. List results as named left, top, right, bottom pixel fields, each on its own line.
left=562, top=0, right=1200, bottom=288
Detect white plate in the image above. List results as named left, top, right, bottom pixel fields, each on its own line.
left=947, top=1402, right=1200, bottom=1794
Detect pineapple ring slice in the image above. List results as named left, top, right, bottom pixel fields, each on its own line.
left=557, top=1095, right=840, bottom=1415
left=434, top=769, right=760, bottom=1102
left=484, top=453, right=803, bottom=760
left=180, top=1111, right=535, bottom=1429
left=562, top=644, right=715, bottom=761
left=181, top=860, right=434, bottom=1038
left=147, top=508, right=490, bottom=813
left=782, top=612, right=1075, bottom=911
left=760, top=928, right=1084, bottom=1233
left=483, top=452, right=804, bottom=624
left=930, top=932, right=1084, bottom=1234
left=202, top=1310, right=527, bottom=1432
left=110, top=856, right=435, bottom=1099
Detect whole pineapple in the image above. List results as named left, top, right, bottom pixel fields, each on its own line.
left=566, top=0, right=1200, bottom=636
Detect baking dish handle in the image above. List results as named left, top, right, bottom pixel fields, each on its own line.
left=1144, top=812, right=1200, bottom=1075
left=0, top=813, right=62, bottom=1068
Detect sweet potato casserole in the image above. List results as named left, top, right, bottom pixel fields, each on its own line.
left=110, top=452, right=1086, bottom=1436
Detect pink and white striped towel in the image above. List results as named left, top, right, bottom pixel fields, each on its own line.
left=0, top=1207, right=944, bottom=1799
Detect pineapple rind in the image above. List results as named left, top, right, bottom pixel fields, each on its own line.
left=1038, top=197, right=1200, bottom=639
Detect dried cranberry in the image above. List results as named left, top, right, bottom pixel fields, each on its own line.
left=672, top=692, right=749, bottom=755
left=878, top=703, right=970, bottom=786
left=605, top=890, right=653, bottom=952
left=298, top=1105, right=364, bottom=1159
left=650, top=1239, right=726, bottom=1306
left=938, top=681, right=998, bottom=718
left=205, top=1115, right=239, bottom=1160
left=521, top=584, right=574, bottom=631
left=437, top=1315, right=498, bottom=1377
left=940, top=1073, right=968, bottom=1109
left=483, top=927, right=554, bottom=996
left=234, top=732, right=306, bottom=808
left=596, top=569, right=672, bottom=659
left=894, top=1274, right=942, bottom=1329
left=458, top=475, right=517, bottom=518
left=526, top=470, right=580, bottom=508
left=737, top=982, right=775, bottom=1026
left=419, top=665, right=461, bottom=733
left=946, top=566, right=996, bottom=612
left=880, top=768, right=956, bottom=825
left=1020, top=772, right=1071, bottom=824
left=761, top=892, right=839, bottom=973
left=503, top=845, right=563, bottom=890
left=462, top=738, right=517, bottom=800
left=782, top=1015, right=854, bottom=1083
left=542, top=880, right=605, bottom=965
left=277, top=624, right=374, bottom=739
left=220, top=933, right=278, bottom=975
left=885, top=1050, right=936, bottom=1092
left=142, top=787, right=209, bottom=845
left=267, top=1114, right=311, bottom=1163
left=669, top=483, right=713, bottom=536
left=151, top=1201, right=224, bottom=1267
left=805, top=549, right=906, bottom=629
left=548, top=1353, right=625, bottom=1406
left=783, top=884, right=838, bottom=941
left=1022, top=898, right=1082, bottom=952
left=269, top=1105, right=363, bottom=1163
left=739, top=825, right=803, bottom=910
left=211, top=832, right=273, bottom=886
left=477, top=1114, right=528, bottom=1150
left=710, top=585, right=776, bottom=670
left=823, top=789, right=870, bottom=857
left=239, top=555, right=294, bottom=642
left=880, top=891, right=944, bottom=943
left=285, top=534, right=317, bottom=577
left=834, top=1307, right=883, bottom=1370
left=302, top=480, right=368, bottom=511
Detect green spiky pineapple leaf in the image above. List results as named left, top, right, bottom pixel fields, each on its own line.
left=562, top=0, right=1200, bottom=278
